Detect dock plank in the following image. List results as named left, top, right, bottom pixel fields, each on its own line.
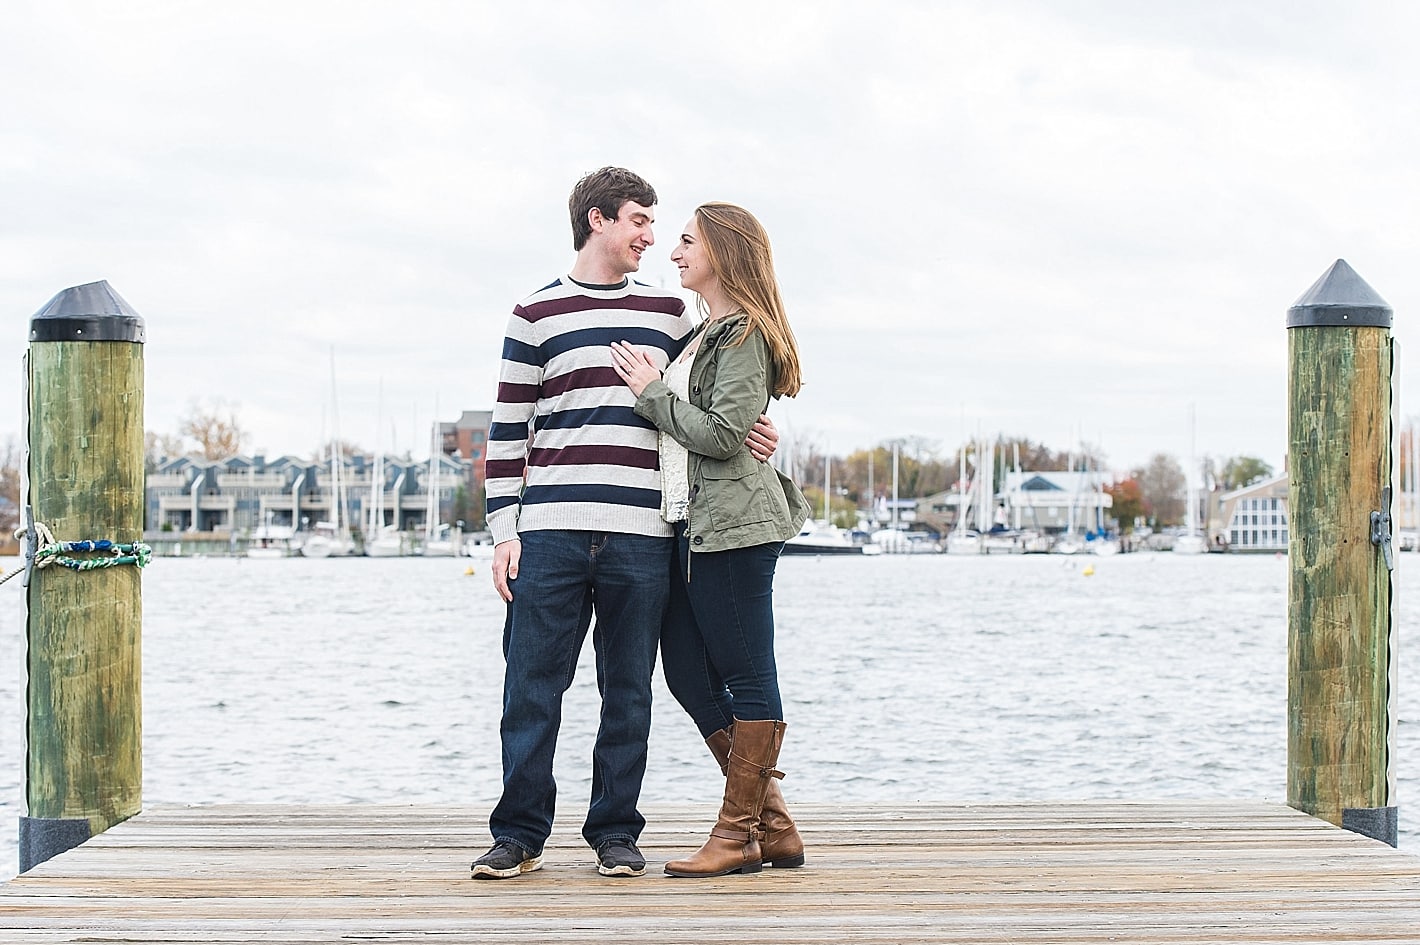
left=3, top=802, right=1418, bottom=943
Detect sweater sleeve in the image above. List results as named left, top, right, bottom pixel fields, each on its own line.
left=484, top=305, right=543, bottom=544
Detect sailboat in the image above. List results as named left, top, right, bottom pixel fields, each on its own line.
left=946, top=438, right=982, bottom=554
left=247, top=510, right=295, bottom=558
left=1174, top=405, right=1208, bottom=555
left=868, top=441, right=932, bottom=553
left=1084, top=450, right=1120, bottom=556
left=422, top=410, right=456, bottom=557
left=364, top=386, right=404, bottom=557
left=784, top=455, right=865, bottom=555
left=1051, top=438, right=1085, bottom=555
left=302, top=350, right=355, bottom=558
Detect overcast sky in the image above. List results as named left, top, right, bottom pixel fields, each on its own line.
left=3, top=0, right=1416, bottom=476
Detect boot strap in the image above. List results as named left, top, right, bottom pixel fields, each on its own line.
left=710, top=826, right=752, bottom=843
left=728, top=757, right=784, bottom=782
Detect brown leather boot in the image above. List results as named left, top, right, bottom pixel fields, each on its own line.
left=666, top=719, right=786, bottom=877
left=706, top=726, right=804, bottom=868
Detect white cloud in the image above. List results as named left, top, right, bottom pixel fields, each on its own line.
left=1, top=0, right=1415, bottom=473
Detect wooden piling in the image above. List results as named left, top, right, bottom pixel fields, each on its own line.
left=21, top=281, right=146, bottom=871
left=1285, top=258, right=1397, bottom=845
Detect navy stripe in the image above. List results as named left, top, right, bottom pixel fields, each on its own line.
left=487, top=495, right=520, bottom=513
left=501, top=336, right=544, bottom=366
left=490, top=421, right=532, bottom=440
left=543, top=325, right=680, bottom=361
left=535, top=405, right=651, bottom=431
left=521, top=484, right=661, bottom=509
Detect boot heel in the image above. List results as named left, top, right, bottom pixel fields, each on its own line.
left=740, top=860, right=763, bottom=874
left=768, top=853, right=805, bottom=868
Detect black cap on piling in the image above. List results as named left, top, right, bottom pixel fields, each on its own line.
left=1286, top=259, right=1392, bottom=329
left=30, top=280, right=146, bottom=343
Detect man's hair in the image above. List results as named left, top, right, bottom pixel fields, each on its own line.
left=568, top=167, right=657, bottom=250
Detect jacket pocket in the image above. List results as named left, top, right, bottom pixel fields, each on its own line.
left=699, top=454, right=774, bottom=531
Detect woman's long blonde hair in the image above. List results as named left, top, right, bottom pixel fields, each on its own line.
left=695, top=202, right=802, bottom=398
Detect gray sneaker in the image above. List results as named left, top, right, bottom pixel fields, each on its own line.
left=596, top=839, right=646, bottom=877
left=471, top=840, right=542, bottom=879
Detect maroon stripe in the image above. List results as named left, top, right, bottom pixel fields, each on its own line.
left=542, top=366, right=621, bottom=397
left=528, top=444, right=660, bottom=469
left=497, top=381, right=541, bottom=403
left=485, top=459, right=527, bottom=479
left=517, top=293, right=684, bottom=323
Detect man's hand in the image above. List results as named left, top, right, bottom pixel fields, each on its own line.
left=746, top=414, right=779, bottom=462
left=492, top=539, right=521, bottom=603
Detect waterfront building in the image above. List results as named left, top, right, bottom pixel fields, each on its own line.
left=441, top=409, right=491, bottom=490
left=146, top=450, right=470, bottom=539
left=1000, top=471, right=1114, bottom=535
left=1214, top=474, right=1289, bottom=553
left=915, top=471, right=1114, bottom=537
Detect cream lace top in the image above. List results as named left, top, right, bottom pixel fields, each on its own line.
left=659, top=352, right=695, bottom=522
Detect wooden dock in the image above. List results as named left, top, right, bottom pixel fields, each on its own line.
left=3, top=801, right=1419, bottom=943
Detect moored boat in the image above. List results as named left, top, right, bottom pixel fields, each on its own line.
left=783, top=521, right=864, bottom=555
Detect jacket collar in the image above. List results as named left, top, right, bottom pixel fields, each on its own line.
left=699, top=311, right=750, bottom=341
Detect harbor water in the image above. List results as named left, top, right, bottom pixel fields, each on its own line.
left=1, top=551, right=1416, bottom=878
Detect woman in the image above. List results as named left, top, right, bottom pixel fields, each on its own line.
left=610, top=202, right=812, bottom=878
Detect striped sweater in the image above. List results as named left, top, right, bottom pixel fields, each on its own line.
left=485, top=276, right=692, bottom=544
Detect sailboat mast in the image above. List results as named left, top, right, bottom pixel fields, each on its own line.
left=1188, top=403, right=1199, bottom=537
left=891, top=442, right=900, bottom=530
left=426, top=399, right=441, bottom=542
left=867, top=450, right=874, bottom=528
left=329, top=348, right=343, bottom=540
left=956, top=441, right=968, bottom=536
left=1013, top=442, right=1021, bottom=530
left=371, top=382, right=385, bottom=536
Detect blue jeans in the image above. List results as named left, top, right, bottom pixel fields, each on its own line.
left=661, top=530, right=785, bottom=738
left=489, top=530, right=670, bottom=853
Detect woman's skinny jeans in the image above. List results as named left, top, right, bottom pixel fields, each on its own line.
left=661, top=527, right=785, bottom=736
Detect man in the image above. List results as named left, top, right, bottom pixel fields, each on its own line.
left=475, top=167, right=777, bottom=879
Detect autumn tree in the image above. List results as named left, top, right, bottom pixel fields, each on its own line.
left=838, top=438, right=951, bottom=503
left=144, top=430, right=185, bottom=471
left=1136, top=453, right=1187, bottom=526
left=180, top=399, right=247, bottom=460
left=1104, top=477, right=1147, bottom=532
left=1218, top=455, right=1274, bottom=491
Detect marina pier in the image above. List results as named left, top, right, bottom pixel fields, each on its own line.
left=3, top=801, right=1420, bottom=942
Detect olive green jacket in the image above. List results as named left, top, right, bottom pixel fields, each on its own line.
left=634, top=313, right=811, bottom=553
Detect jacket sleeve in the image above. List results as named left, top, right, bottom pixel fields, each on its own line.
left=633, top=327, right=769, bottom=461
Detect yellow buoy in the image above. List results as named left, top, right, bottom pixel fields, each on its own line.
left=464, top=565, right=476, bottom=576
left=1082, top=564, right=1095, bottom=577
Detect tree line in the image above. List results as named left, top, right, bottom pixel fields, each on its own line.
left=782, top=433, right=1277, bottom=532
left=3, top=401, right=1339, bottom=542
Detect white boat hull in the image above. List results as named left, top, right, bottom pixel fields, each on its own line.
left=946, top=534, right=981, bottom=555
left=783, top=520, right=863, bottom=556
left=1173, top=534, right=1207, bottom=555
